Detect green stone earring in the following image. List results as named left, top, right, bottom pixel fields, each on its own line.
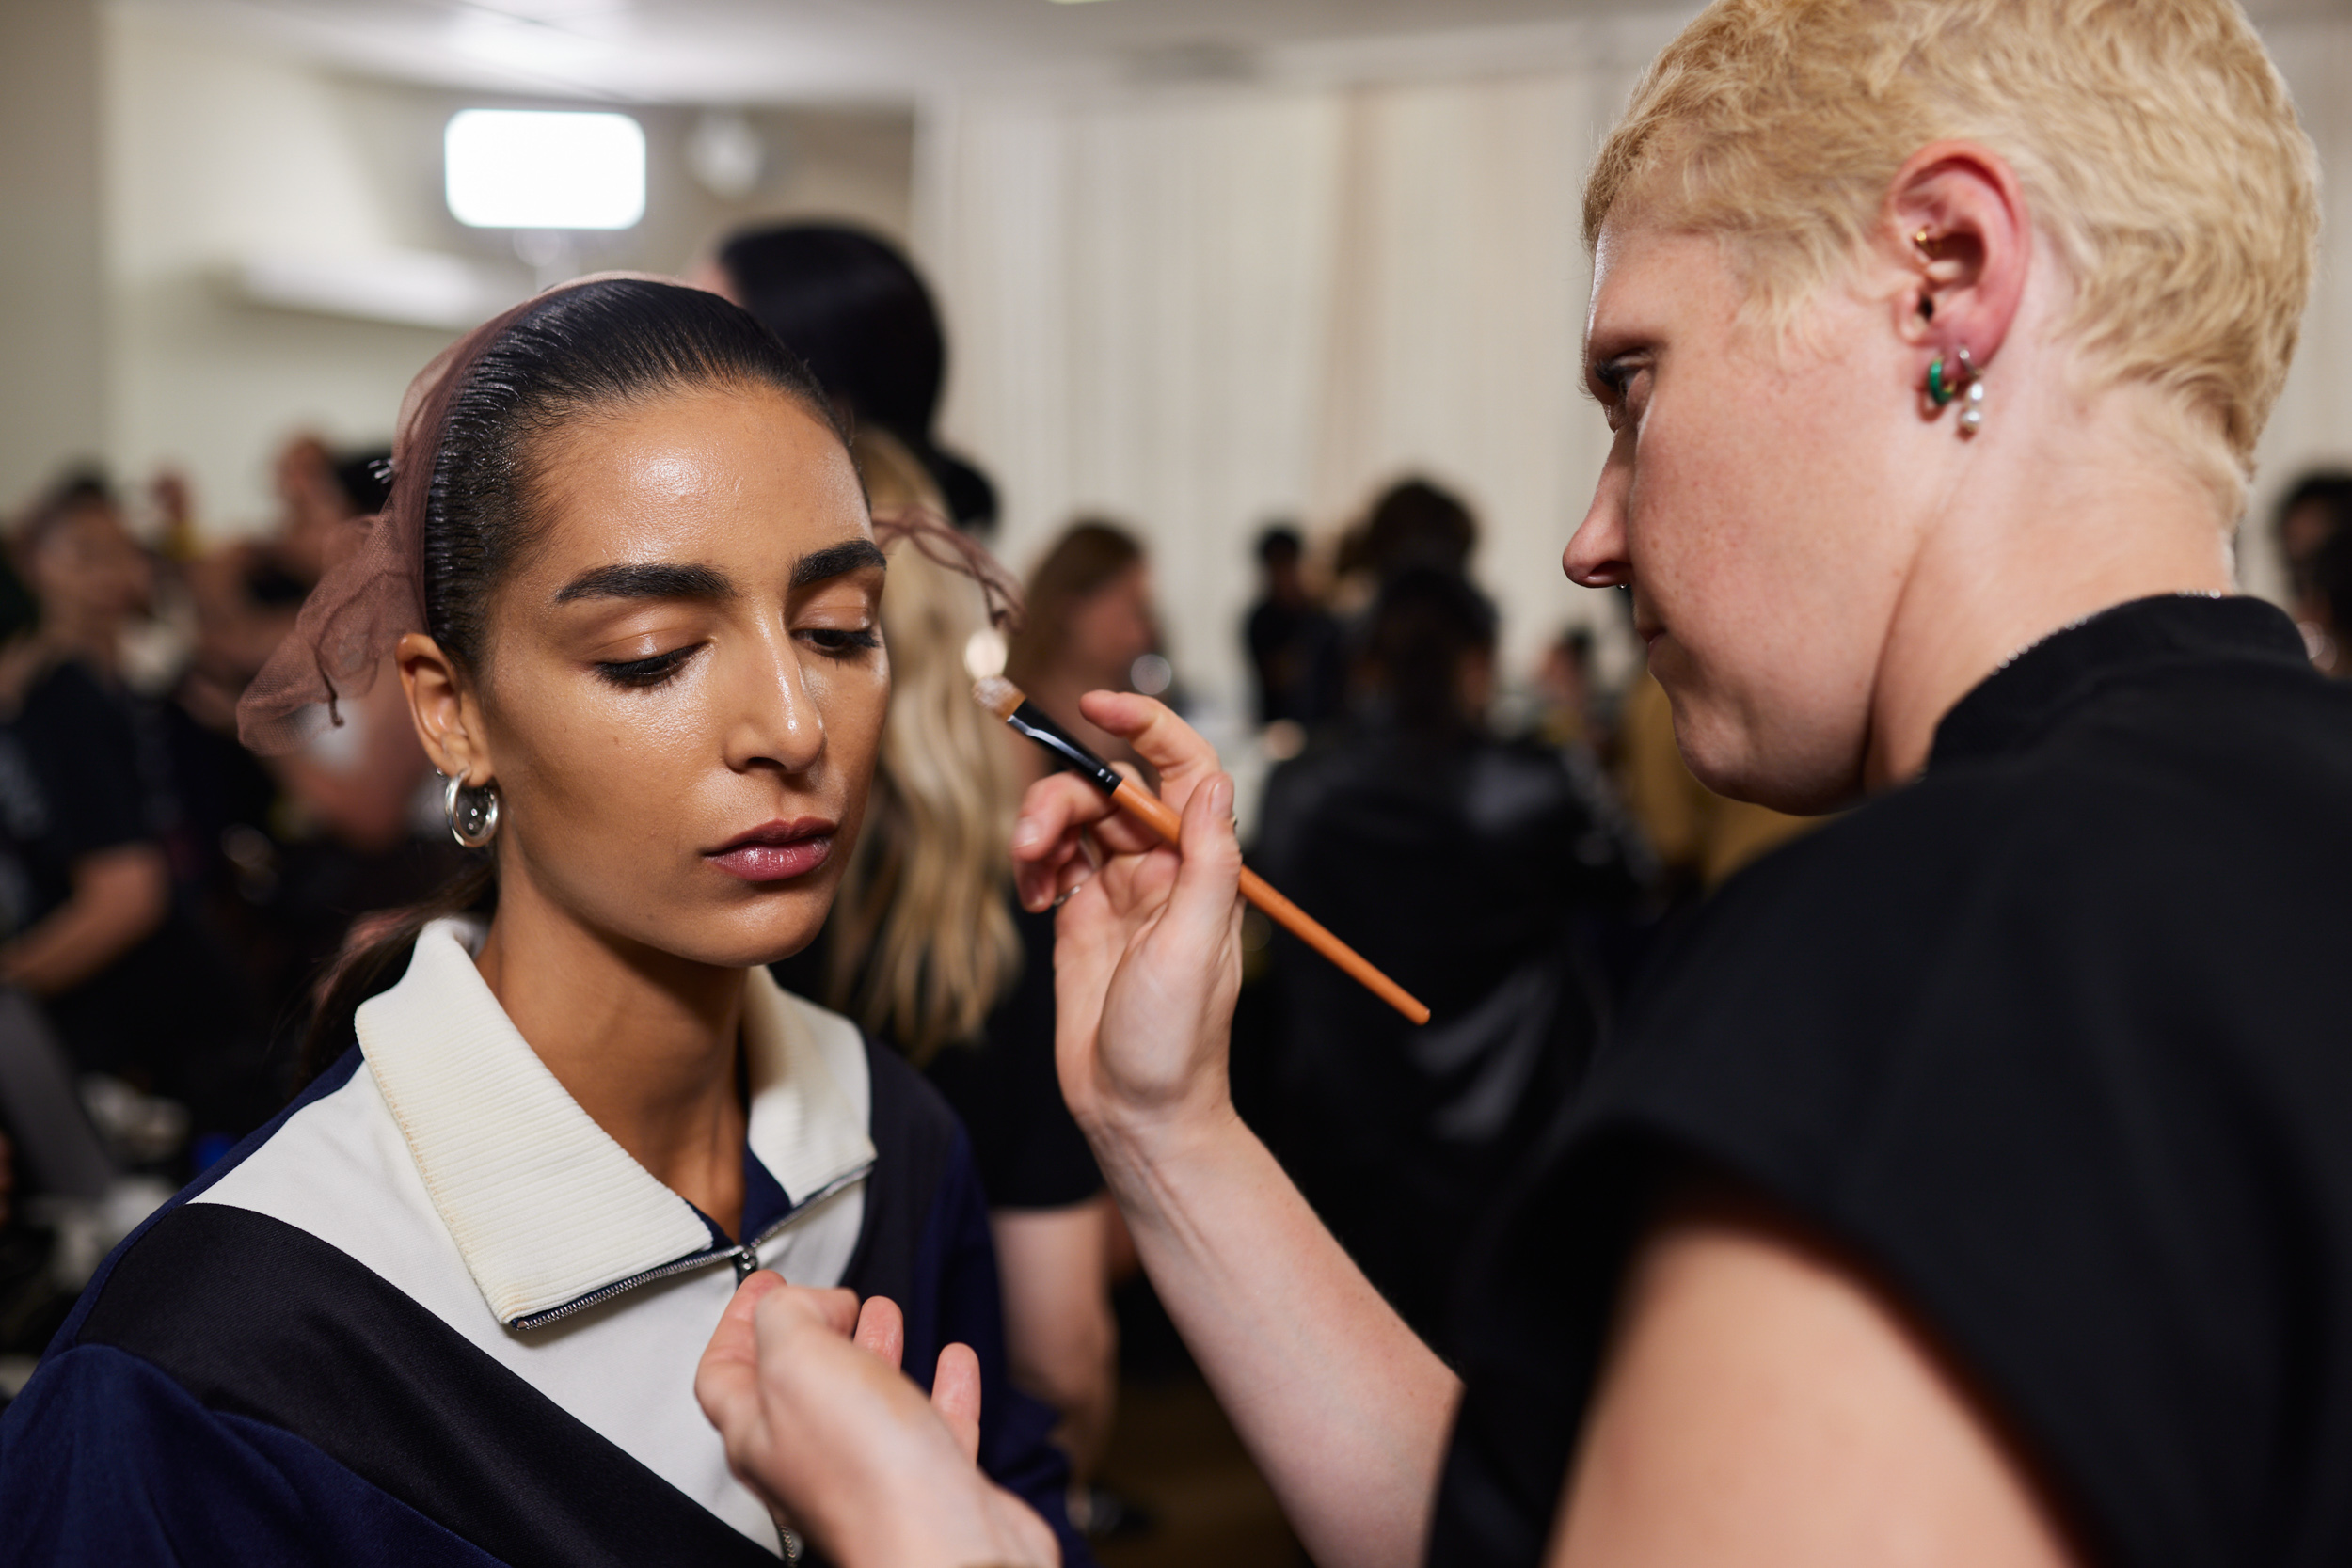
left=1927, top=356, right=1958, bottom=407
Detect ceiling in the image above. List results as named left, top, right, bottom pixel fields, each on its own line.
left=129, top=0, right=1685, bottom=104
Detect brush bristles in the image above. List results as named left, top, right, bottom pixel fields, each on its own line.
left=972, top=675, right=1026, bottom=722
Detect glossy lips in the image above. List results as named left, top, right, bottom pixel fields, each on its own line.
left=706, top=818, right=834, bottom=883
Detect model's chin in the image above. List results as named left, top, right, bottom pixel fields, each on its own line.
left=649, top=885, right=839, bottom=974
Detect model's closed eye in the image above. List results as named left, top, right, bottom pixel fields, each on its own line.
left=799, top=626, right=882, bottom=659
left=595, top=645, right=700, bottom=689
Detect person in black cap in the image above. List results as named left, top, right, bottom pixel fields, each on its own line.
left=703, top=223, right=997, bottom=535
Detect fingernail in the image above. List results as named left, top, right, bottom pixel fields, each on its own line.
left=1211, top=774, right=1233, bottom=819
left=1011, top=817, right=1041, bottom=850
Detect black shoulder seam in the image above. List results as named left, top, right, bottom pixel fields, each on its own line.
left=76, top=1203, right=775, bottom=1568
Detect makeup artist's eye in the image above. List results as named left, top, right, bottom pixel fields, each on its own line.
left=1591, top=355, right=1651, bottom=432
left=594, top=647, right=697, bottom=689
left=800, top=626, right=882, bottom=659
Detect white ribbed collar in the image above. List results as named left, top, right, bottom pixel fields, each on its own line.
left=356, top=918, right=876, bottom=1328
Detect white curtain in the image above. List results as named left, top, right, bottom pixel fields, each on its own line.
left=2249, top=16, right=2352, bottom=602
left=920, top=15, right=2352, bottom=717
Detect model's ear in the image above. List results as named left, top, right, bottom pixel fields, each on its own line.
left=1885, top=140, right=2031, bottom=373
left=397, top=632, right=491, bottom=784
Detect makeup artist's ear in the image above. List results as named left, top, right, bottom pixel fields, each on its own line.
left=1885, top=141, right=2029, bottom=367
left=397, top=631, right=494, bottom=784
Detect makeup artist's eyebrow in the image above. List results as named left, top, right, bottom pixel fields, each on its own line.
left=554, top=562, right=733, bottom=605
left=790, top=538, right=888, bottom=588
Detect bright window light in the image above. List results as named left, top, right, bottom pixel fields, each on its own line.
left=445, top=109, right=645, bottom=230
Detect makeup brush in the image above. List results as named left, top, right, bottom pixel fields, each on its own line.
left=975, top=676, right=1431, bottom=1025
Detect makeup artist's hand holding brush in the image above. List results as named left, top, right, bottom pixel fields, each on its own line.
left=1010, top=690, right=1249, bottom=1147
left=1012, top=693, right=1462, bottom=1568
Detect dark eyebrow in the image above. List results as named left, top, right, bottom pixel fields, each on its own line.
left=554, top=562, right=732, bottom=605
left=791, top=538, right=888, bottom=588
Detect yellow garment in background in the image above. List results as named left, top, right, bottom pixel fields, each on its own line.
left=1618, top=670, right=1816, bottom=888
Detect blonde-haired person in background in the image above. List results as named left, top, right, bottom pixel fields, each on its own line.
left=795, top=430, right=1126, bottom=1515
left=696, top=4, right=2352, bottom=1568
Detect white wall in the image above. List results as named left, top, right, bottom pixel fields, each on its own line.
left=0, top=0, right=107, bottom=512
left=103, top=11, right=455, bottom=534
left=97, top=6, right=918, bottom=535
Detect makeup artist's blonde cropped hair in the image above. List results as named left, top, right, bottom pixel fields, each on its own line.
left=1587, top=0, right=2318, bottom=508
left=827, top=430, right=1023, bottom=1063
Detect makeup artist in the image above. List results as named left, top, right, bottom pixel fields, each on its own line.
left=695, top=2, right=2352, bottom=1565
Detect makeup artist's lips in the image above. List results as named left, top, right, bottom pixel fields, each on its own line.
left=706, top=818, right=835, bottom=882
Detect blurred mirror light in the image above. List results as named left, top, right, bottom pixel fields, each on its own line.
left=1131, top=653, right=1173, bottom=696
left=445, top=109, right=646, bottom=230
left=964, top=628, right=1009, bottom=681
left=687, top=110, right=767, bottom=201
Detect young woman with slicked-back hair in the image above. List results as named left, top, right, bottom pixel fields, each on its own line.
left=0, top=277, right=1084, bottom=1568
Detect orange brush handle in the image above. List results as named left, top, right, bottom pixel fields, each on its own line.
left=1110, top=779, right=1431, bottom=1026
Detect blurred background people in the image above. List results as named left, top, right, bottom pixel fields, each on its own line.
left=1250, top=558, right=1642, bottom=1358
left=0, top=474, right=261, bottom=1147
left=1004, top=521, right=1169, bottom=784
left=1243, top=524, right=1343, bottom=733
left=167, top=436, right=455, bottom=1070
left=2274, top=470, right=2352, bottom=674
left=1332, top=476, right=1479, bottom=608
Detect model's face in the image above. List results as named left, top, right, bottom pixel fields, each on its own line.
left=470, top=383, right=885, bottom=970
left=1564, top=219, right=1924, bottom=812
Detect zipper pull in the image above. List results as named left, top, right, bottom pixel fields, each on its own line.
left=730, top=1243, right=760, bottom=1284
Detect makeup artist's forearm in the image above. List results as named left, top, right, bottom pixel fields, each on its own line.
left=1092, top=1105, right=1459, bottom=1568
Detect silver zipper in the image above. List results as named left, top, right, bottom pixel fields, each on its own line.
left=508, top=1160, right=874, bottom=1330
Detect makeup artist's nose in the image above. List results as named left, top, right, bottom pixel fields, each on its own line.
left=723, top=628, right=824, bottom=776
left=1564, top=441, right=1633, bottom=590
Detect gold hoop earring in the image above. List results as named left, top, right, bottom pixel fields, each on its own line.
left=443, top=773, right=501, bottom=848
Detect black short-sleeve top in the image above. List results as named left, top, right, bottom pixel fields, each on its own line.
left=1432, top=595, right=2352, bottom=1568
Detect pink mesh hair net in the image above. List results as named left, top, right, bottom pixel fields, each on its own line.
left=236, top=273, right=1021, bottom=754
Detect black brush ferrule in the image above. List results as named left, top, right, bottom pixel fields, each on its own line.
left=1005, top=704, right=1124, bottom=795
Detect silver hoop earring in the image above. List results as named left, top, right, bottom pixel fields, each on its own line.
left=443, top=773, right=501, bottom=848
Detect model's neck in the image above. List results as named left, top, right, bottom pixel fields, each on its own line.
left=474, top=876, right=749, bottom=1238
left=1863, top=386, right=2234, bottom=790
